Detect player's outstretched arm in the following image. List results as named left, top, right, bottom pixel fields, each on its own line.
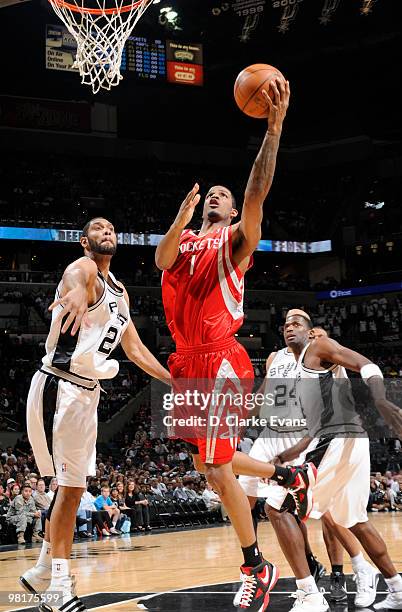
left=155, top=184, right=201, bottom=270
left=48, top=256, right=98, bottom=335
left=313, top=336, right=402, bottom=436
left=233, top=79, right=290, bottom=263
left=121, top=289, right=171, bottom=384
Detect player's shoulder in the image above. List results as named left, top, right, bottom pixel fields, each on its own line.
left=65, top=256, right=98, bottom=274
left=265, top=351, right=278, bottom=367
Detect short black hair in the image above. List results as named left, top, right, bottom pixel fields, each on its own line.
left=82, top=218, right=102, bottom=238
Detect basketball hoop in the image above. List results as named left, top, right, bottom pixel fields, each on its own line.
left=48, top=0, right=151, bottom=93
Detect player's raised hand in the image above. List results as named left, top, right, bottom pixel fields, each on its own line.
left=262, top=78, right=290, bottom=134
left=172, top=183, right=201, bottom=230
left=49, top=285, right=88, bottom=335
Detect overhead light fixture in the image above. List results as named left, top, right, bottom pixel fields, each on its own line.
left=364, top=201, right=385, bottom=209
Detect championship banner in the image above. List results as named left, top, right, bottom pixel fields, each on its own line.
left=166, top=41, right=204, bottom=86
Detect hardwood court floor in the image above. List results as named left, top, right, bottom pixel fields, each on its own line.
left=0, top=514, right=401, bottom=612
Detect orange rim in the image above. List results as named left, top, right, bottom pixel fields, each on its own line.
left=49, top=0, right=147, bottom=15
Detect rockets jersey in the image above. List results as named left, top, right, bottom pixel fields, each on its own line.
left=261, top=347, right=308, bottom=433
left=161, top=225, right=250, bottom=347
left=295, top=343, right=365, bottom=437
left=42, top=271, right=130, bottom=381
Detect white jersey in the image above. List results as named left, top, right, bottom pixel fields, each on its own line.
left=42, top=271, right=130, bottom=382
left=261, top=347, right=308, bottom=434
left=295, top=342, right=365, bottom=438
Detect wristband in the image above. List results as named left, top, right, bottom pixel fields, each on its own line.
left=360, top=363, right=383, bottom=383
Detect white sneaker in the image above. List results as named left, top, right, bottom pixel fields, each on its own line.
left=354, top=565, right=380, bottom=607
left=102, top=528, right=111, bottom=536
left=38, top=575, right=87, bottom=611
left=290, top=590, right=329, bottom=612
left=109, top=527, right=121, bottom=535
left=20, top=566, right=51, bottom=595
left=374, top=591, right=402, bottom=610
left=233, top=570, right=246, bottom=606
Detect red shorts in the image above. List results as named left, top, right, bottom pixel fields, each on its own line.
left=167, top=337, right=254, bottom=465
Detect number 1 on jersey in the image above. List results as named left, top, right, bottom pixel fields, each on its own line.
left=189, top=255, right=196, bottom=276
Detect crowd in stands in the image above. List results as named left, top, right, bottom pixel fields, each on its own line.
left=0, top=425, right=400, bottom=546
left=0, top=153, right=348, bottom=242
left=269, top=294, right=402, bottom=348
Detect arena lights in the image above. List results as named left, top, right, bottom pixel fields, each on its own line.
left=158, top=5, right=180, bottom=29
left=319, top=0, right=341, bottom=25
left=360, top=0, right=377, bottom=15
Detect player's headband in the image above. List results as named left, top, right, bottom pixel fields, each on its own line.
left=285, top=309, right=311, bottom=322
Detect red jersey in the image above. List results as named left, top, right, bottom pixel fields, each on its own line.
left=162, top=225, right=250, bottom=348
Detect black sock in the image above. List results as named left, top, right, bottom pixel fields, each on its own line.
left=270, top=465, right=294, bottom=486
left=332, top=565, right=343, bottom=575
left=251, top=507, right=259, bottom=536
left=242, top=541, right=263, bottom=567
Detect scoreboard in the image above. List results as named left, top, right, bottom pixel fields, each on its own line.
left=120, top=37, right=166, bottom=81
left=46, top=25, right=203, bottom=86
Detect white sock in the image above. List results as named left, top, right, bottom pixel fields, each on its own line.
left=351, top=552, right=369, bottom=573
left=296, top=575, right=318, bottom=594
left=52, top=558, right=70, bottom=580
left=36, top=540, right=52, bottom=570
left=385, top=574, right=402, bottom=593
left=112, top=521, right=116, bottom=527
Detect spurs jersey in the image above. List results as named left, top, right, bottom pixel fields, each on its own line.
left=161, top=225, right=251, bottom=348
left=295, top=343, right=364, bottom=438
left=261, top=347, right=308, bottom=434
left=42, top=271, right=129, bottom=381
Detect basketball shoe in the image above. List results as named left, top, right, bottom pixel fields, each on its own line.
left=20, top=565, right=51, bottom=595
left=285, top=463, right=317, bottom=522
left=38, top=575, right=87, bottom=612
left=307, top=556, right=326, bottom=584
left=374, top=590, right=402, bottom=610
left=329, top=571, right=347, bottom=602
left=236, top=560, right=279, bottom=611
left=290, top=589, right=329, bottom=611
left=353, top=565, right=380, bottom=607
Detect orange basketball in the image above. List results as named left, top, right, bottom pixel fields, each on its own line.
left=234, top=63, right=285, bottom=119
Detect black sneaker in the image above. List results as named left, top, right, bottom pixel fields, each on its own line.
left=286, top=463, right=317, bottom=522
left=236, top=560, right=279, bottom=611
left=309, top=557, right=327, bottom=584
left=329, top=571, right=347, bottom=602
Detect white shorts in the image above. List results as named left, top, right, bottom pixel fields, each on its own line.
left=27, top=371, right=100, bottom=488
left=238, top=431, right=318, bottom=510
left=307, top=437, right=370, bottom=528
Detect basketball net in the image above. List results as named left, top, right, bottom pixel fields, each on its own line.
left=48, top=0, right=151, bottom=94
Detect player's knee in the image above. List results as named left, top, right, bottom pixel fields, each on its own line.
left=321, top=512, right=335, bottom=528
left=265, top=504, right=282, bottom=523
left=205, top=466, right=226, bottom=496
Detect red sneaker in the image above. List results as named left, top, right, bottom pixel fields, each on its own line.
left=236, top=560, right=279, bottom=611
left=287, top=462, right=317, bottom=522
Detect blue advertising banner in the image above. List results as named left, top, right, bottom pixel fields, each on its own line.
left=316, top=281, right=402, bottom=300
left=0, top=227, right=331, bottom=253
